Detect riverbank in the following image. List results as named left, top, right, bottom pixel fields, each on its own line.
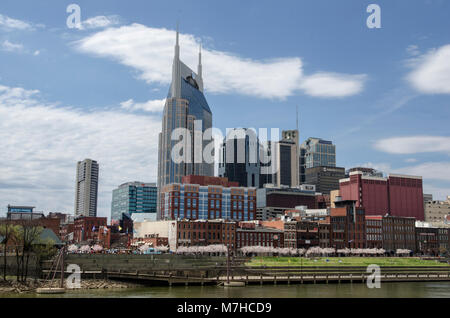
left=0, top=278, right=140, bottom=294
left=246, top=256, right=450, bottom=267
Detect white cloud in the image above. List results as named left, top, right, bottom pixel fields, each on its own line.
left=1, top=40, right=24, bottom=53
left=75, top=24, right=366, bottom=99
left=374, top=136, right=450, bottom=154
left=80, top=15, right=121, bottom=30
left=0, top=13, right=34, bottom=30
left=120, top=98, right=165, bottom=113
left=406, top=44, right=420, bottom=57
left=407, top=44, right=450, bottom=94
left=404, top=158, right=417, bottom=163
left=0, top=84, right=161, bottom=219
left=299, top=72, right=367, bottom=98
left=394, top=162, right=450, bottom=182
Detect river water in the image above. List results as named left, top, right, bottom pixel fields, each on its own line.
left=2, top=282, right=450, bottom=298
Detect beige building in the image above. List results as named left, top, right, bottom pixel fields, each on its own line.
left=133, top=220, right=177, bottom=251
left=424, top=196, right=450, bottom=226
left=330, top=189, right=340, bottom=208
left=74, top=159, right=99, bottom=217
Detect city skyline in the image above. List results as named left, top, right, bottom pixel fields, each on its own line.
left=1, top=0, right=450, bottom=219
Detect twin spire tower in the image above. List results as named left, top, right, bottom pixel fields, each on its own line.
left=157, top=25, right=213, bottom=219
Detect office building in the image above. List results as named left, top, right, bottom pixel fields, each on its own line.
left=218, top=128, right=260, bottom=188
left=74, top=159, right=99, bottom=217
left=157, top=28, right=213, bottom=219
left=273, top=130, right=299, bottom=188
left=300, top=137, right=336, bottom=184
left=256, top=185, right=318, bottom=220
left=305, top=166, right=345, bottom=194
left=160, top=175, right=256, bottom=221
left=339, top=171, right=424, bottom=220
left=111, top=182, right=157, bottom=222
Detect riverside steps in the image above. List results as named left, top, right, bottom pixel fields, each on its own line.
left=40, top=254, right=450, bottom=286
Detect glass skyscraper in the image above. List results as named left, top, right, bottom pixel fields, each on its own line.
left=111, top=182, right=157, bottom=222
left=157, top=27, right=213, bottom=219
left=300, top=137, right=336, bottom=184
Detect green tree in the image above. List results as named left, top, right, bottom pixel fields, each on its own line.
left=11, top=221, right=43, bottom=282
left=0, top=221, right=19, bottom=281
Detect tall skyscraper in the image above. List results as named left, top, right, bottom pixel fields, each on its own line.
left=218, top=128, right=260, bottom=188
left=300, top=137, right=336, bottom=184
left=111, top=182, right=158, bottom=222
left=273, top=130, right=300, bottom=188
left=157, top=27, right=213, bottom=219
left=74, top=159, right=99, bottom=217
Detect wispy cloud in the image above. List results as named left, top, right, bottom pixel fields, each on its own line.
left=120, top=98, right=166, bottom=113
left=407, top=44, right=450, bottom=94
left=0, top=13, right=43, bottom=31
left=0, top=84, right=161, bottom=219
left=74, top=24, right=366, bottom=99
left=1, top=40, right=24, bottom=53
left=374, top=136, right=450, bottom=154
left=394, top=162, right=450, bottom=182
left=80, top=15, right=121, bottom=30
left=0, top=13, right=33, bottom=30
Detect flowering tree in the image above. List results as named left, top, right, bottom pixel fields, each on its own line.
left=175, top=244, right=227, bottom=255
left=67, top=244, right=78, bottom=253
left=396, top=249, right=411, bottom=256
left=155, top=245, right=169, bottom=253
left=79, top=245, right=91, bottom=253
left=92, top=244, right=103, bottom=253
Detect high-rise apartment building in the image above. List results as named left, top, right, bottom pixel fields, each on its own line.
left=157, top=28, right=213, bottom=219
left=218, top=128, right=260, bottom=188
left=111, top=182, right=158, bottom=222
left=300, top=137, right=336, bottom=184
left=74, top=159, right=99, bottom=217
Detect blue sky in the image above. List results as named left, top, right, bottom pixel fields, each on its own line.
left=0, top=0, right=449, bottom=219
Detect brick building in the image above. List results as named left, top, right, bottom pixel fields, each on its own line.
left=330, top=201, right=366, bottom=249
left=382, top=215, right=416, bottom=253
left=160, top=175, right=256, bottom=221
left=73, top=216, right=107, bottom=243
left=236, top=226, right=284, bottom=249
left=415, top=224, right=439, bottom=255
left=284, top=220, right=319, bottom=249
left=339, top=172, right=424, bottom=220
left=365, top=216, right=383, bottom=248
left=175, top=219, right=236, bottom=249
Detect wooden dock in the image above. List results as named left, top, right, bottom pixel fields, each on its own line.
left=102, top=266, right=450, bottom=286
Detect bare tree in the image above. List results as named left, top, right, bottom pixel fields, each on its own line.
left=0, top=221, right=19, bottom=280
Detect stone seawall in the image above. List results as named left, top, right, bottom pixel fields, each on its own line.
left=42, top=254, right=230, bottom=273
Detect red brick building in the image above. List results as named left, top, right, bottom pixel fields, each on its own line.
left=175, top=219, right=236, bottom=249
left=339, top=172, right=424, bottom=220
left=236, top=226, right=284, bottom=249
left=330, top=201, right=366, bottom=249
left=73, top=216, right=107, bottom=244
left=284, top=220, right=319, bottom=249
left=161, top=176, right=257, bottom=221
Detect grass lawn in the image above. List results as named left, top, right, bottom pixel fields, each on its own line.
left=246, top=256, right=449, bottom=267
